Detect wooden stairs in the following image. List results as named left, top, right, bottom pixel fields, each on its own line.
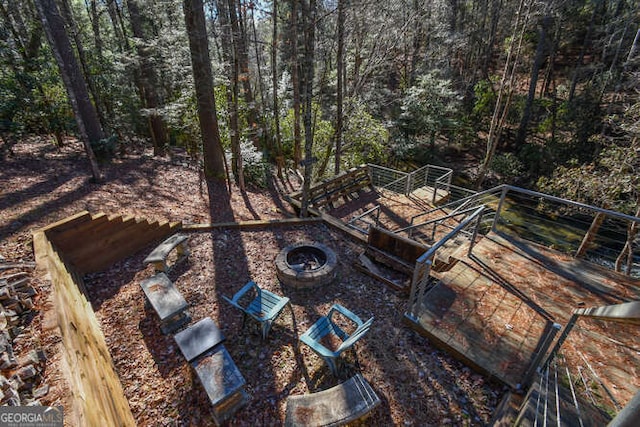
left=432, top=236, right=468, bottom=273
left=40, top=211, right=182, bottom=275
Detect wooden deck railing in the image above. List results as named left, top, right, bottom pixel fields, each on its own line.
left=515, top=301, right=640, bottom=426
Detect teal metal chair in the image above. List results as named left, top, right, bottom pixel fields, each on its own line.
left=299, top=304, right=374, bottom=376
left=223, top=281, right=290, bottom=339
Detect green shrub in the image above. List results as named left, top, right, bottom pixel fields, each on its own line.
left=239, top=139, right=269, bottom=188
left=491, top=152, right=525, bottom=180
left=90, top=135, right=118, bottom=163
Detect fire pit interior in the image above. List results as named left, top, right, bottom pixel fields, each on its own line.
left=275, top=242, right=338, bottom=289
left=287, top=246, right=327, bottom=271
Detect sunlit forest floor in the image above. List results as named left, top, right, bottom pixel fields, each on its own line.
left=1, top=137, right=505, bottom=425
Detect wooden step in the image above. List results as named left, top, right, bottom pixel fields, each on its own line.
left=39, top=211, right=92, bottom=234
left=67, top=217, right=149, bottom=271
left=49, top=213, right=110, bottom=250
left=78, top=221, right=179, bottom=274
left=63, top=216, right=142, bottom=260
left=56, top=215, right=126, bottom=250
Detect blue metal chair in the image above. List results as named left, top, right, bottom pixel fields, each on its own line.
left=223, top=281, right=290, bottom=339
left=299, top=304, right=374, bottom=376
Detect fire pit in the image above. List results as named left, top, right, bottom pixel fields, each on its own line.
left=275, top=242, right=338, bottom=289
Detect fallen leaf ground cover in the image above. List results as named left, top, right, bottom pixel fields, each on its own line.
left=1, top=137, right=504, bottom=425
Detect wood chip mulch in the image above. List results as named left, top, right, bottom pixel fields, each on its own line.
left=1, top=137, right=504, bottom=426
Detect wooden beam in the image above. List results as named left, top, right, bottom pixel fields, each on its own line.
left=37, top=210, right=92, bottom=233
left=574, top=301, right=640, bottom=325
left=181, top=217, right=322, bottom=231
left=353, top=254, right=409, bottom=293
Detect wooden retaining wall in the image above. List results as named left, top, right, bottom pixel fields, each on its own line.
left=42, top=211, right=182, bottom=275
left=33, top=211, right=181, bottom=426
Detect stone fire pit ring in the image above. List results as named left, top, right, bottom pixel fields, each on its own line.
left=275, top=242, right=338, bottom=289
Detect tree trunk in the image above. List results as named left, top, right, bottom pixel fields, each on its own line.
left=272, top=0, right=284, bottom=178
left=576, top=212, right=606, bottom=258
left=516, top=15, right=551, bottom=147
left=409, top=0, right=424, bottom=87
left=88, top=0, right=104, bottom=60
left=227, top=0, right=245, bottom=189
left=217, top=0, right=244, bottom=187
left=250, top=3, right=269, bottom=142
left=540, top=21, right=559, bottom=97
left=449, top=0, right=458, bottom=33
left=476, top=0, right=528, bottom=188
left=127, top=0, right=168, bottom=156
left=35, top=0, right=103, bottom=181
left=334, top=0, right=345, bottom=175
left=58, top=0, right=108, bottom=131
left=105, top=0, right=127, bottom=52
left=183, top=0, right=227, bottom=181
left=228, top=0, right=258, bottom=147
left=291, top=0, right=302, bottom=169
left=568, top=0, right=599, bottom=103
left=481, top=0, right=502, bottom=79
left=625, top=28, right=640, bottom=65
left=299, top=0, right=316, bottom=218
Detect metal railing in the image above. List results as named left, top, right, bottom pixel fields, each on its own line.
left=346, top=205, right=381, bottom=235
left=395, top=205, right=485, bottom=244
left=404, top=187, right=502, bottom=244
left=515, top=301, right=640, bottom=426
left=406, top=206, right=486, bottom=318
left=408, top=186, right=499, bottom=225
left=491, top=186, right=640, bottom=277
left=407, top=184, right=640, bottom=278
left=367, top=164, right=453, bottom=200
left=368, top=164, right=408, bottom=193
left=448, top=184, right=479, bottom=202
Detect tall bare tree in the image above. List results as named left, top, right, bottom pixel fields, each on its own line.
left=290, top=0, right=303, bottom=168
left=58, top=0, right=109, bottom=131
left=228, top=0, right=258, bottom=139
left=34, top=0, right=103, bottom=181
left=249, top=2, right=268, bottom=133
left=272, top=0, right=284, bottom=178
left=476, top=0, right=530, bottom=188
left=127, top=0, right=168, bottom=156
left=299, top=0, right=316, bottom=217
left=516, top=13, right=553, bottom=147
left=183, top=0, right=227, bottom=181
left=217, top=0, right=244, bottom=188
left=334, top=0, right=345, bottom=175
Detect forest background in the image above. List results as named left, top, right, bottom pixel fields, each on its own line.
left=1, top=0, right=639, bottom=216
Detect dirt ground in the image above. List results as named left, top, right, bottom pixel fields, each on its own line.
left=1, top=137, right=505, bottom=425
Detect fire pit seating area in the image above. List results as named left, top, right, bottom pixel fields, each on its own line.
left=222, top=281, right=291, bottom=339
left=139, top=234, right=377, bottom=425
left=284, top=373, right=380, bottom=426
left=275, top=242, right=338, bottom=289
left=299, top=304, right=374, bottom=377
left=140, top=235, right=250, bottom=425
left=143, top=233, right=190, bottom=273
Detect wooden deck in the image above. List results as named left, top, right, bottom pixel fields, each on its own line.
left=303, top=174, right=639, bottom=411
left=327, top=187, right=451, bottom=237
left=406, top=232, right=640, bottom=403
